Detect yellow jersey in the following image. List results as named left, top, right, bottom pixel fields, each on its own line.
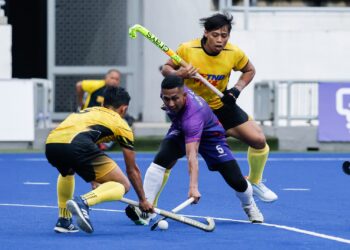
left=81, top=80, right=106, bottom=109
left=46, top=107, right=134, bottom=149
left=176, top=39, right=249, bottom=110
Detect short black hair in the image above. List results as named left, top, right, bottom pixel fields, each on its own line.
left=161, top=75, right=184, bottom=89
left=103, top=86, right=130, bottom=108
left=200, top=13, right=234, bottom=33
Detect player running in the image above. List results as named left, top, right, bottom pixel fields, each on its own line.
left=46, top=87, right=153, bottom=234
left=126, top=75, right=263, bottom=225
left=161, top=13, right=277, bottom=202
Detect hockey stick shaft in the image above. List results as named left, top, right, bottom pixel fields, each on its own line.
left=129, top=24, right=223, bottom=98
left=120, top=197, right=215, bottom=232
left=151, top=197, right=195, bottom=231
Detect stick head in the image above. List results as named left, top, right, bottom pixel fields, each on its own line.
left=205, top=218, right=216, bottom=232
left=129, top=24, right=143, bottom=39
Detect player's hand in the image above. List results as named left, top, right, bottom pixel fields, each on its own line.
left=188, top=188, right=201, bottom=204
left=139, top=199, right=154, bottom=214
left=176, top=64, right=198, bottom=79
left=221, top=87, right=241, bottom=106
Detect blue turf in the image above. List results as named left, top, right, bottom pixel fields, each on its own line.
left=0, top=152, right=350, bottom=249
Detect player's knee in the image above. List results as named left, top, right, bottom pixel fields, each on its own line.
left=122, top=180, right=131, bottom=193
left=225, top=176, right=247, bottom=192
left=153, top=157, right=175, bottom=170
left=251, top=134, right=266, bottom=149
left=218, top=160, right=248, bottom=192
left=231, top=176, right=248, bottom=193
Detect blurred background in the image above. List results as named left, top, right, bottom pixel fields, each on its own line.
left=0, top=0, right=350, bottom=151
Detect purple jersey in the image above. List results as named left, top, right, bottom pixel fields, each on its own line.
left=164, top=88, right=234, bottom=166
left=165, top=88, right=225, bottom=143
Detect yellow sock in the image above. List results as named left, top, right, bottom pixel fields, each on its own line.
left=153, top=169, right=171, bottom=207
left=247, top=144, right=270, bottom=184
left=82, top=182, right=125, bottom=207
left=57, top=174, right=75, bottom=219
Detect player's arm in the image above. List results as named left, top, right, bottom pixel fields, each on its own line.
left=162, top=58, right=198, bottom=79
left=76, top=81, right=84, bottom=110
left=233, top=60, right=256, bottom=93
left=122, top=147, right=153, bottom=212
left=222, top=60, right=256, bottom=106
left=185, top=142, right=201, bottom=204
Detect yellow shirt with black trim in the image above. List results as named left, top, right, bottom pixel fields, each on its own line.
left=175, top=39, right=249, bottom=110
left=46, top=107, right=134, bottom=150
left=81, top=80, right=106, bottom=109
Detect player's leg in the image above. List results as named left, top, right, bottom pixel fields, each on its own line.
left=145, top=138, right=184, bottom=205
left=214, top=104, right=277, bottom=202
left=216, top=160, right=263, bottom=223
left=45, top=143, right=79, bottom=233
left=226, top=120, right=277, bottom=202
left=126, top=138, right=185, bottom=225
left=67, top=154, right=128, bottom=233
left=81, top=156, right=129, bottom=206
left=200, top=141, right=263, bottom=223
left=54, top=173, right=79, bottom=233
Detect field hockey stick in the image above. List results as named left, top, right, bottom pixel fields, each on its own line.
left=120, top=197, right=215, bottom=232
left=150, top=197, right=195, bottom=231
left=129, top=24, right=223, bottom=98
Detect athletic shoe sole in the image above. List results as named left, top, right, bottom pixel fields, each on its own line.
left=67, top=200, right=93, bottom=233
left=54, top=226, right=79, bottom=233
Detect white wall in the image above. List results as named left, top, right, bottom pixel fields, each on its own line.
left=140, top=4, right=350, bottom=121
left=228, top=12, right=350, bottom=114
left=0, top=25, right=12, bottom=78
left=0, top=80, right=35, bottom=141
left=230, top=30, right=350, bottom=114
left=142, top=0, right=214, bottom=122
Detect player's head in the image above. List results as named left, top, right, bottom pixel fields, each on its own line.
left=161, top=75, right=187, bottom=113
left=200, top=13, right=233, bottom=55
left=105, top=69, right=121, bottom=87
left=103, top=86, right=130, bottom=117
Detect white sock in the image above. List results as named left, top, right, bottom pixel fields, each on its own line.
left=144, top=162, right=167, bottom=204
left=235, top=180, right=253, bottom=206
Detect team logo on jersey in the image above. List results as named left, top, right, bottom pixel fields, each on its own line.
left=194, top=74, right=225, bottom=87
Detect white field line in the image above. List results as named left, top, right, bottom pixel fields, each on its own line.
left=23, top=182, right=50, bottom=185
left=0, top=203, right=349, bottom=244
left=282, top=188, right=310, bottom=191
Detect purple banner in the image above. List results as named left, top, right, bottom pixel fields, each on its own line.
left=318, top=82, right=350, bottom=141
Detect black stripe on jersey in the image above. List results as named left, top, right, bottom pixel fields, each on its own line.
left=116, top=135, right=134, bottom=150
left=86, top=125, right=114, bottom=142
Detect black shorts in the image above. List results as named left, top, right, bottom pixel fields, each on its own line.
left=213, top=103, right=249, bottom=130
left=45, top=136, right=116, bottom=182
left=153, top=138, right=235, bottom=171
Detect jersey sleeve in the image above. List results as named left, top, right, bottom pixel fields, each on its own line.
left=232, top=46, right=249, bottom=71
left=182, top=112, right=204, bottom=144
left=114, top=120, right=135, bottom=150
left=81, top=80, right=105, bottom=94
left=115, top=134, right=135, bottom=150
